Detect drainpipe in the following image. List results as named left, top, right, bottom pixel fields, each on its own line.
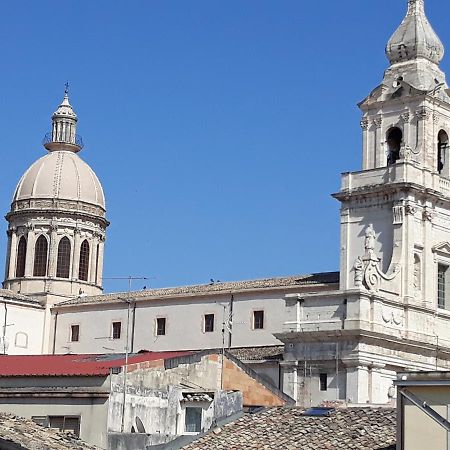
left=130, top=302, right=136, bottom=353
left=52, top=312, right=58, bottom=354
left=2, top=302, right=7, bottom=355
left=228, top=294, right=234, bottom=348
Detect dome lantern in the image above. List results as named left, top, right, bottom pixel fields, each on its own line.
left=43, top=84, right=84, bottom=153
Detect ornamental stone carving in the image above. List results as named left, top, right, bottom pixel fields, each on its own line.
left=393, top=205, right=404, bottom=225
left=354, top=257, right=364, bottom=287
left=423, top=208, right=435, bottom=222
left=382, top=308, right=404, bottom=326
left=364, top=224, right=376, bottom=256
left=401, top=112, right=411, bottom=123
left=405, top=202, right=417, bottom=215
left=373, top=117, right=383, bottom=128
left=360, top=118, right=369, bottom=130
left=415, top=107, right=432, bottom=120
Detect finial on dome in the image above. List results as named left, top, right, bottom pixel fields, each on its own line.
left=386, top=0, right=444, bottom=66
left=43, top=88, right=84, bottom=153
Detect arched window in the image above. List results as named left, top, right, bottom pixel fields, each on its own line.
left=438, top=130, right=448, bottom=174
left=33, top=235, right=48, bottom=277
left=56, top=237, right=71, bottom=278
left=79, top=240, right=90, bottom=281
left=15, top=236, right=27, bottom=278
left=387, top=127, right=402, bottom=165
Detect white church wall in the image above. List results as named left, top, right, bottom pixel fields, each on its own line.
left=52, top=290, right=289, bottom=355
left=0, top=301, right=45, bottom=355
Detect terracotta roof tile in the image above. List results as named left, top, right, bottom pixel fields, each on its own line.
left=228, top=346, right=284, bottom=361
left=182, top=407, right=396, bottom=450
left=0, top=413, right=99, bottom=449
left=54, top=272, right=340, bottom=308
left=0, top=351, right=192, bottom=377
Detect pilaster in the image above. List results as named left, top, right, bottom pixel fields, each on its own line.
left=6, top=229, right=17, bottom=280
left=72, top=228, right=81, bottom=280
left=48, top=224, right=58, bottom=278
left=24, top=225, right=35, bottom=277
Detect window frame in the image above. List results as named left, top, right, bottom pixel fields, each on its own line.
left=112, top=321, right=122, bottom=340
left=319, top=373, right=328, bottom=391
left=70, top=324, right=80, bottom=342
left=156, top=317, right=166, bottom=336
left=33, top=235, right=48, bottom=277
left=252, top=310, right=265, bottom=330
left=78, top=239, right=90, bottom=282
left=204, top=314, right=215, bottom=333
left=184, top=406, right=203, bottom=434
left=15, top=236, right=27, bottom=278
left=56, top=236, right=71, bottom=279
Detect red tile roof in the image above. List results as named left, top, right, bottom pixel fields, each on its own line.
left=0, top=351, right=192, bottom=377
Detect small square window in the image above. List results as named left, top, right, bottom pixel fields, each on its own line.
left=112, top=322, right=121, bottom=340
left=320, top=373, right=328, bottom=391
left=156, top=318, right=166, bottom=336
left=253, top=310, right=264, bottom=330
left=204, top=314, right=214, bottom=333
left=185, top=407, right=202, bottom=433
left=70, top=325, right=79, bottom=342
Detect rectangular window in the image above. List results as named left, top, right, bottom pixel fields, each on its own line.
left=70, top=325, right=79, bottom=342
left=112, top=322, right=121, bottom=340
left=32, top=416, right=81, bottom=437
left=185, top=407, right=202, bottom=433
left=438, top=264, right=447, bottom=309
left=156, top=317, right=166, bottom=336
left=320, top=373, right=328, bottom=391
left=253, top=310, right=264, bottom=330
left=204, top=314, right=214, bottom=333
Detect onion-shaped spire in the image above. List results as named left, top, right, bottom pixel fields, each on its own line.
left=386, top=0, right=444, bottom=66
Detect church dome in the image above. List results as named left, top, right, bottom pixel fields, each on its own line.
left=12, top=150, right=105, bottom=210
left=386, top=0, right=444, bottom=66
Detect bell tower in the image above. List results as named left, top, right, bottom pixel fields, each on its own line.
left=335, top=0, right=450, bottom=309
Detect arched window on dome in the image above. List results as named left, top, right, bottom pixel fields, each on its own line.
left=79, top=240, right=90, bottom=282
left=15, top=236, right=27, bottom=278
left=56, top=237, right=71, bottom=279
left=33, top=235, right=48, bottom=277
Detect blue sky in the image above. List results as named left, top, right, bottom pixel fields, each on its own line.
left=0, top=1, right=448, bottom=292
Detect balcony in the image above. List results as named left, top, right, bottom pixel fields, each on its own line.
left=43, top=132, right=84, bottom=152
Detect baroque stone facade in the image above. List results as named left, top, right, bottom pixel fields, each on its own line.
left=277, top=0, right=450, bottom=406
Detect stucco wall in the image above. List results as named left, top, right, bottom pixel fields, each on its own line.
left=52, top=290, right=294, bottom=354
left=401, top=386, right=450, bottom=450
left=0, top=397, right=109, bottom=449
left=0, top=301, right=44, bottom=355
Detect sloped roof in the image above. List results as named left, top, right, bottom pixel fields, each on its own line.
left=0, top=289, right=43, bottom=307
left=54, top=272, right=340, bottom=308
left=0, top=351, right=191, bottom=377
left=228, top=346, right=284, bottom=362
left=182, top=407, right=396, bottom=450
left=0, top=413, right=99, bottom=449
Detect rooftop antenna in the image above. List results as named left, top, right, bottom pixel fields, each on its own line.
left=102, top=275, right=151, bottom=433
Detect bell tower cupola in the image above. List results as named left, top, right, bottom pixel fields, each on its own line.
left=335, top=0, right=450, bottom=310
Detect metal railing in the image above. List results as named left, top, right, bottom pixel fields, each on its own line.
left=42, top=132, right=84, bottom=149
